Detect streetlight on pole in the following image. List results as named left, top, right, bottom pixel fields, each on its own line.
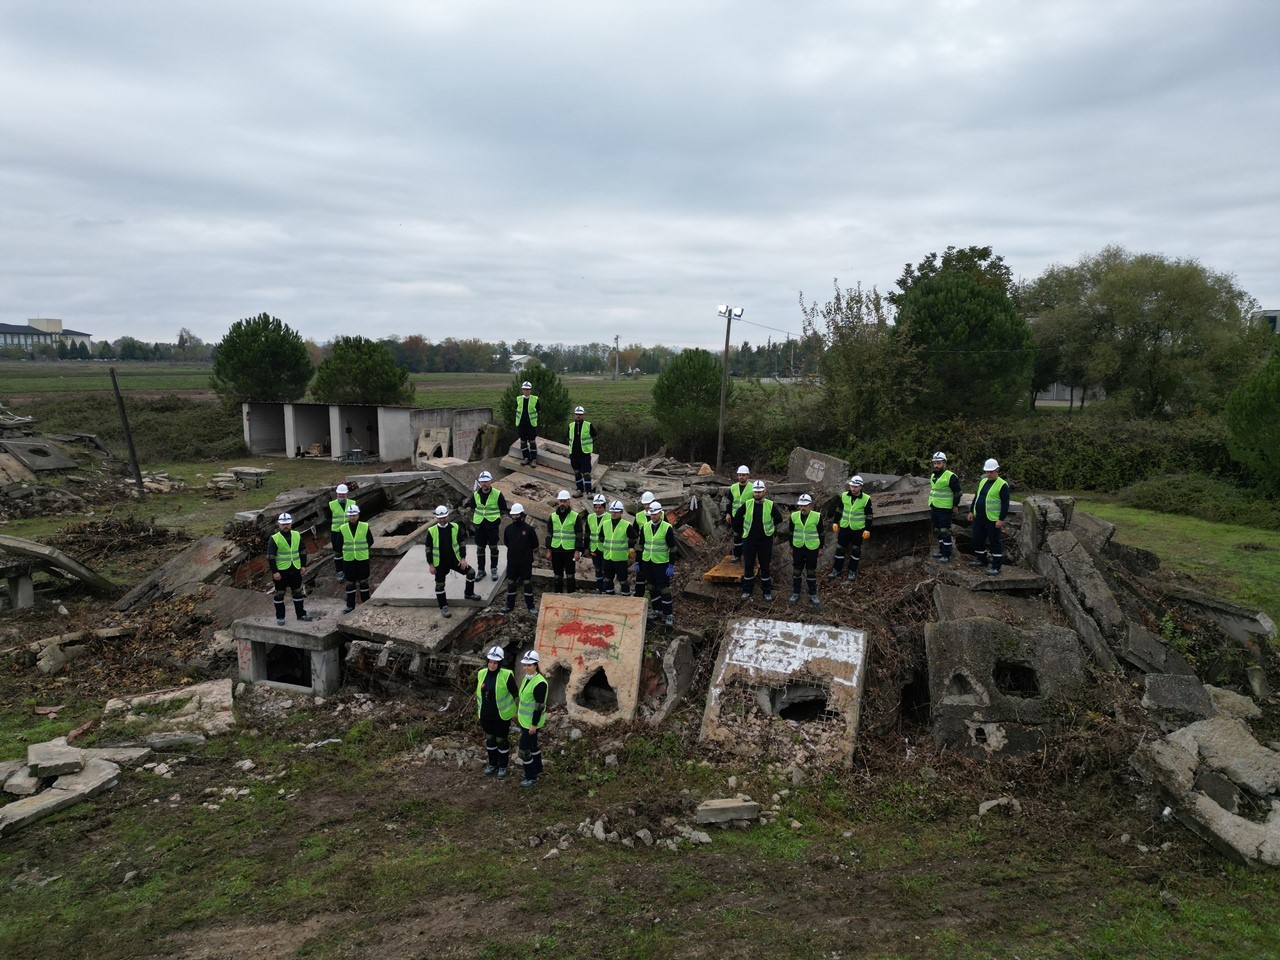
left=715, top=304, right=742, bottom=475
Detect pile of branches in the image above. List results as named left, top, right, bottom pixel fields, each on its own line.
left=46, top=517, right=191, bottom=564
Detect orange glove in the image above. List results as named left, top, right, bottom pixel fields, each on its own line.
left=862, top=530, right=871, bottom=540
left=831, top=523, right=839, bottom=533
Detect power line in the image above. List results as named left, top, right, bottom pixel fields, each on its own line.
left=736, top=317, right=808, bottom=339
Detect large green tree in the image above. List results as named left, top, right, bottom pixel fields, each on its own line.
left=1226, top=346, right=1280, bottom=493
left=311, top=336, right=415, bottom=405
left=1021, top=247, right=1262, bottom=417
left=651, top=348, right=729, bottom=461
left=801, top=281, right=918, bottom=438
left=894, top=246, right=1032, bottom=419
left=211, top=313, right=312, bottom=402
left=498, top=364, right=572, bottom=437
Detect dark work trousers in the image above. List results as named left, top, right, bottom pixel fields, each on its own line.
left=504, top=561, right=536, bottom=612
left=971, top=517, right=1003, bottom=571
left=518, top=728, right=543, bottom=782
left=831, top=527, right=864, bottom=575
left=930, top=506, right=955, bottom=559
left=633, top=559, right=651, bottom=599
left=434, top=560, right=477, bottom=610
left=791, top=546, right=819, bottom=598
left=550, top=549, right=577, bottom=593
left=272, top=568, right=307, bottom=620
left=344, top=558, right=371, bottom=610
left=473, top=521, right=500, bottom=574
left=591, top=551, right=606, bottom=593
left=645, top=563, right=673, bottom=619
left=330, top=531, right=346, bottom=579
left=570, top=453, right=593, bottom=496
left=482, top=714, right=512, bottom=771
left=741, top=539, right=774, bottom=598
left=518, top=425, right=538, bottom=464
left=602, top=557, right=631, bottom=595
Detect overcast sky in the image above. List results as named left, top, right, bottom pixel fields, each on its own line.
left=3, top=1, right=1276, bottom=351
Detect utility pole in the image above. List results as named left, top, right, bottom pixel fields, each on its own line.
left=715, top=304, right=742, bottom=474
left=110, top=367, right=146, bottom=500
left=614, top=334, right=620, bottom=382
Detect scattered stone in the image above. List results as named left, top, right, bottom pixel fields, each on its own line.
left=568, top=728, right=583, bottom=741
left=636, top=828, right=653, bottom=847
left=1205, top=685, right=1262, bottom=720
left=604, top=754, right=618, bottom=767
left=790, top=820, right=803, bottom=830
left=542, top=848, right=560, bottom=860
left=695, top=798, right=761, bottom=824
left=234, top=759, right=257, bottom=773
left=27, top=739, right=84, bottom=778
left=4, top=766, right=41, bottom=797
left=977, top=796, right=1023, bottom=817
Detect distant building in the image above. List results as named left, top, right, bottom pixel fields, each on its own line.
left=1255, top=308, right=1279, bottom=335
left=509, top=354, right=534, bottom=372
left=0, top=318, right=92, bottom=350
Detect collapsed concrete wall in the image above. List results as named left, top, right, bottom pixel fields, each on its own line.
left=700, top=618, right=867, bottom=768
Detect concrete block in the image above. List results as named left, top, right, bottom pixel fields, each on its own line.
left=5, top=569, right=35, bottom=609
left=370, top=547, right=507, bottom=608
left=534, top=594, right=649, bottom=726
left=103, top=679, right=236, bottom=737
left=368, top=511, right=438, bottom=556
left=0, top=785, right=85, bottom=837
left=696, top=798, right=762, bottom=824
left=1028, top=529, right=1123, bottom=671
left=340, top=602, right=475, bottom=653
left=700, top=618, right=867, bottom=768
left=27, top=739, right=84, bottom=777
left=1205, top=685, right=1262, bottom=720
left=4, top=765, right=40, bottom=796
left=233, top=612, right=346, bottom=695
left=53, top=757, right=120, bottom=799
left=786, top=447, right=850, bottom=497
left=0, top=759, right=25, bottom=783
left=232, top=613, right=345, bottom=652
left=1141, top=674, right=1217, bottom=723
left=1121, top=622, right=1195, bottom=676
left=82, top=746, right=153, bottom=767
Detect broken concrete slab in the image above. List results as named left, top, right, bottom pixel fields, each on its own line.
left=416, top=426, right=452, bottom=462
left=701, top=618, right=868, bottom=768
left=4, top=765, right=41, bottom=796
left=0, top=439, right=78, bottom=471
left=1132, top=718, right=1280, bottom=865
left=1141, top=674, right=1217, bottom=725
left=643, top=635, right=696, bottom=726
left=696, top=798, right=762, bottom=824
left=1120, top=622, right=1195, bottom=676
left=0, top=782, right=87, bottom=837
left=82, top=746, right=153, bottom=767
left=370, top=547, right=506, bottom=608
left=1206, top=685, right=1262, bottom=720
left=103, top=679, right=236, bottom=737
left=2, top=560, right=34, bottom=609
left=340, top=602, right=475, bottom=653
left=932, top=582, right=1064, bottom=627
left=1138, top=577, right=1277, bottom=649
left=1026, top=524, right=1123, bottom=672
left=938, top=564, right=1048, bottom=593
left=787, top=447, right=850, bottom=497
left=27, top=738, right=84, bottom=777
left=926, top=617, right=1087, bottom=755
left=1017, top=495, right=1071, bottom=557
left=1070, top=510, right=1115, bottom=558
left=0, top=759, right=25, bottom=783
left=52, top=757, right=121, bottom=799
left=0, top=534, right=118, bottom=595
left=368, top=511, right=438, bottom=556
left=113, top=535, right=247, bottom=611
left=535, top=594, right=649, bottom=727
left=177, top=583, right=271, bottom=629
left=233, top=610, right=347, bottom=695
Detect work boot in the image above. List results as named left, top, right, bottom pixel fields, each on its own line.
left=826, top=569, right=839, bottom=580
left=337, top=572, right=345, bottom=583
left=464, top=588, right=477, bottom=600
left=846, top=571, right=857, bottom=581
left=343, top=605, right=355, bottom=614
left=297, top=612, right=313, bottom=622
left=491, top=569, right=499, bottom=582
left=526, top=604, right=536, bottom=614
left=276, top=618, right=285, bottom=626
left=931, top=552, right=945, bottom=561
left=986, top=567, right=1000, bottom=577
left=497, top=767, right=508, bottom=780
left=789, top=592, right=799, bottom=603
left=520, top=778, right=537, bottom=788
left=937, top=555, right=950, bottom=564
left=441, top=606, right=452, bottom=619
left=967, top=558, right=986, bottom=568
left=809, top=595, right=820, bottom=607
left=664, top=615, right=674, bottom=628
left=501, top=603, right=514, bottom=614
left=763, top=592, right=773, bottom=602
left=482, top=764, right=496, bottom=776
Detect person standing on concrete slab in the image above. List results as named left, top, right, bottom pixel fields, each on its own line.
left=735, top=480, right=783, bottom=601
left=600, top=499, right=637, bottom=595
left=515, top=381, right=539, bottom=466
left=928, top=452, right=963, bottom=564
left=722, top=465, right=753, bottom=562
left=827, top=475, right=873, bottom=582
left=518, top=649, right=549, bottom=788
left=328, top=483, right=355, bottom=581
left=568, top=406, right=597, bottom=497
left=501, top=503, right=539, bottom=614
left=546, top=490, right=585, bottom=593
left=787, top=494, right=824, bottom=607
left=476, top=645, right=519, bottom=779
left=268, top=512, right=313, bottom=625
left=585, top=493, right=610, bottom=592
left=635, top=491, right=655, bottom=598
left=340, top=502, right=374, bottom=612
left=967, top=458, right=1010, bottom=576
left=469, top=471, right=507, bottom=582
left=426, top=504, right=477, bottom=619
left=638, top=501, right=677, bottom=626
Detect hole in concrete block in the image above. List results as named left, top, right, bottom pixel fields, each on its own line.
left=993, top=661, right=1040, bottom=699
left=900, top=669, right=931, bottom=728
left=266, top=644, right=310, bottom=688
left=546, top=665, right=570, bottom=708
left=384, top=520, right=423, bottom=538
left=765, top=684, right=837, bottom=722
left=29, top=446, right=52, bottom=458
left=972, top=726, right=988, bottom=744
left=777, top=692, right=832, bottom=722
left=575, top=667, right=618, bottom=712
left=943, top=671, right=987, bottom=706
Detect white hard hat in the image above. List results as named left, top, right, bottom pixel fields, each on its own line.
left=486, top=645, right=505, bottom=662
left=736, top=465, right=750, bottom=475
left=983, top=458, right=1000, bottom=471
left=434, top=504, right=450, bottom=518
left=346, top=503, right=360, bottom=516
left=592, top=494, right=607, bottom=505
left=521, top=649, right=541, bottom=665
left=557, top=490, right=571, bottom=501
left=477, top=470, right=493, bottom=482
left=751, top=480, right=766, bottom=493
left=574, top=406, right=585, bottom=415
left=640, top=491, right=654, bottom=505
left=521, top=381, right=532, bottom=389
left=647, top=502, right=663, bottom=515
left=277, top=512, right=292, bottom=524
left=510, top=503, right=525, bottom=516
left=608, top=500, right=624, bottom=512
left=797, top=494, right=812, bottom=507
left=849, top=475, right=864, bottom=486
left=931, top=451, right=947, bottom=462
left=336, top=484, right=349, bottom=495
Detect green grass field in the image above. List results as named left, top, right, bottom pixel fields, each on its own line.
left=0, top=360, right=214, bottom=395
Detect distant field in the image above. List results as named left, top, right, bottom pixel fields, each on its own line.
left=0, top=360, right=213, bottom=396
